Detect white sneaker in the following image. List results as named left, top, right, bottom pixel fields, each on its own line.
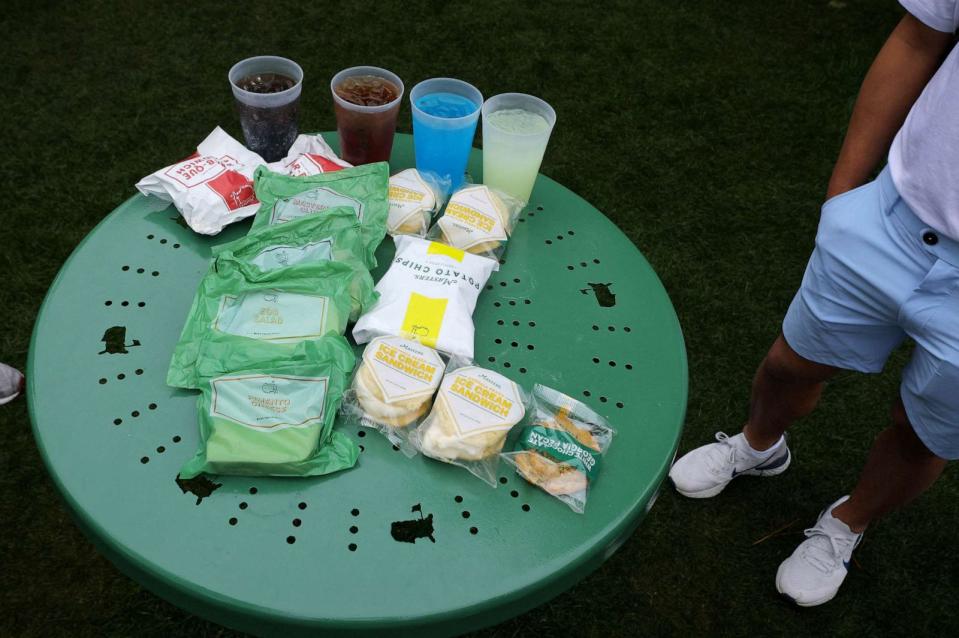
left=776, top=496, right=863, bottom=607
left=0, top=363, right=24, bottom=406
left=668, top=431, right=791, bottom=498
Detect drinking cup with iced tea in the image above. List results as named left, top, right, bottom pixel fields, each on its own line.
left=330, top=66, right=404, bottom=165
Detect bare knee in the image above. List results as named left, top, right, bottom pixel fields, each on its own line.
left=759, top=335, right=838, bottom=386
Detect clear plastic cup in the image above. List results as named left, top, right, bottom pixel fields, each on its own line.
left=229, top=56, right=303, bottom=162
left=330, top=66, right=404, bottom=165
left=410, top=78, right=483, bottom=193
left=481, top=93, right=556, bottom=202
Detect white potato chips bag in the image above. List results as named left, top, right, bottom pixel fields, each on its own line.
left=387, top=168, right=450, bottom=237
left=428, top=184, right=525, bottom=260
left=136, top=126, right=266, bottom=235
left=410, top=359, right=527, bottom=486
left=342, top=336, right=447, bottom=454
left=268, top=133, right=352, bottom=176
left=352, top=236, right=497, bottom=358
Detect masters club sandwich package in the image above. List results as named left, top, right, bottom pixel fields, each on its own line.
left=267, top=133, right=352, bottom=176
left=136, top=127, right=266, bottom=236
left=427, top=183, right=524, bottom=261
left=167, top=256, right=366, bottom=389
left=211, top=210, right=378, bottom=320
left=250, top=162, right=390, bottom=257
left=410, top=359, right=527, bottom=486
left=387, top=168, right=450, bottom=238
left=342, top=336, right=447, bottom=454
left=179, top=335, right=359, bottom=479
left=351, top=236, right=497, bottom=358
left=502, top=384, right=615, bottom=513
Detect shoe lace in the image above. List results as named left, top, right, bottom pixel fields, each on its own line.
left=800, top=521, right=857, bottom=573
left=704, top=432, right=739, bottom=476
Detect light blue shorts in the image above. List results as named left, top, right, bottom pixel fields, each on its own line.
left=783, top=165, right=959, bottom=459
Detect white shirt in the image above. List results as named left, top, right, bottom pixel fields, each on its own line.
left=889, top=0, right=959, bottom=240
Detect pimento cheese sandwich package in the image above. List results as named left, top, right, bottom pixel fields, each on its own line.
left=179, top=335, right=358, bottom=479
left=410, top=359, right=527, bottom=486
left=351, top=236, right=497, bottom=358
left=136, top=127, right=266, bottom=235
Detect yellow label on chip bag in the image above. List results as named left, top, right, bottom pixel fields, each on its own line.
left=401, top=292, right=449, bottom=348
left=426, top=242, right=465, bottom=261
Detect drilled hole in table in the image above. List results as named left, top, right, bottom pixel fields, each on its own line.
left=567, top=265, right=574, bottom=270
left=488, top=356, right=496, bottom=363
left=392, top=444, right=400, bottom=451
left=228, top=517, right=238, bottom=526
left=348, top=543, right=357, bottom=552
left=510, top=490, right=519, bottom=498
left=519, top=367, right=527, bottom=374
left=137, top=268, right=144, bottom=274
left=503, top=362, right=511, bottom=368
left=513, top=278, right=520, bottom=283
left=580, top=261, right=588, bottom=267
left=609, top=361, right=617, bottom=367
left=350, top=525, right=358, bottom=534
left=173, top=436, right=182, bottom=443
left=511, top=341, right=518, bottom=347
left=509, top=300, right=516, bottom=306
left=140, top=456, right=149, bottom=464
left=592, top=325, right=599, bottom=331
left=455, top=495, right=463, bottom=502
left=528, top=211, right=536, bottom=217
left=239, top=502, right=248, bottom=510
left=593, top=258, right=600, bottom=264
left=135, top=369, right=144, bottom=375
left=138, top=302, right=146, bottom=308
left=522, top=504, right=531, bottom=512
left=625, top=364, right=633, bottom=370
left=527, top=344, right=535, bottom=350
left=494, top=302, right=501, bottom=307
left=486, top=284, right=493, bottom=291
left=499, top=258, right=506, bottom=265
left=147, top=234, right=154, bottom=240
left=152, top=271, right=159, bottom=277
left=104, top=300, right=112, bottom=306
left=497, top=319, right=504, bottom=326
left=524, top=299, right=531, bottom=305
left=292, top=518, right=302, bottom=527
left=358, top=430, right=366, bottom=438
left=529, top=321, right=536, bottom=327
left=512, top=320, right=519, bottom=326
left=160, top=239, right=167, bottom=245
left=287, top=536, right=296, bottom=545
left=122, top=266, right=129, bottom=271
left=624, top=326, right=632, bottom=333
left=98, top=378, right=107, bottom=385
left=461, top=511, right=470, bottom=519
left=616, top=402, right=625, bottom=408
left=592, top=357, right=599, bottom=364
left=156, top=446, right=165, bottom=454
left=499, top=281, right=506, bottom=287
left=470, top=527, right=478, bottom=535
left=249, top=487, right=258, bottom=494
left=568, top=230, right=575, bottom=236
left=536, top=205, right=543, bottom=211
left=556, top=235, right=563, bottom=241
left=131, top=410, right=139, bottom=418
left=149, top=403, right=157, bottom=410
left=545, top=240, right=552, bottom=245
left=499, top=476, right=508, bottom=484
left=608, top=326, right=615, bottom=332
left=351, top=508, right=360, bottom=516
left=583, top=390, right=591, bottom=397
left=600, top=396, right=608, bottom=403
left=298, top=502, right=307, bottom=510
left=121, top=301, right=129, bottom=307
left=495, top=338, right=502, bottom=344
left=115, top=373, right=124, bottom=380
left=114, top=418, right=122, bottom=426
left=173, top=243, right=181, bottom=249
left=359, top=445, right=365, bottom=452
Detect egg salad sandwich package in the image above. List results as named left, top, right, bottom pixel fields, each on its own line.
left=502, top=384, right=615, bottom=513
left=387, top=168, right=450, bottom=238
left=410, top=360, right=527, bottom=486
left=427, top=184, right=524, bottom=261
left=341, top=336, right=447, bottom=455
left=179, top=335, right=359, bottom=479
left=167, top=256, right=361, bottom=390
left=267, top=133, right=352, bottom=176
left=351, top=236, right=497, bottom=358
left=211, top=210, right=377, bottom=320
left=250, top=162, right=389, bottom=257
left=136, top=127, right=266, bottom=235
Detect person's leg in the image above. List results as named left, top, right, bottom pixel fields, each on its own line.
left=742, top=334, right=841, bottom=451
left=832, top=399, right=946, bottom=533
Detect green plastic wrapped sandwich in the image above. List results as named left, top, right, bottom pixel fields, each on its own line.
left=250, top=162, right=389, bottom=257
left=212, top=211, right=378, bottom=321
left=167, top=256, right=371, bottom=389
left=179, top=335, right=359, bottom=479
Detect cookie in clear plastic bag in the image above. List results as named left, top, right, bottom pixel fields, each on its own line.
left=502, top=384, right=615, bottom=513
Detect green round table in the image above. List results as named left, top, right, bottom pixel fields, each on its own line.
left=28, top=133, right=687, bottom=636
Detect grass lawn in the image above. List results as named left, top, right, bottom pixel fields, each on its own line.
left=2, top=0, right=957, bottom=636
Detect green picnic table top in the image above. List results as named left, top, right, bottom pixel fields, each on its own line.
left=28, top=132, right=687, bottom=637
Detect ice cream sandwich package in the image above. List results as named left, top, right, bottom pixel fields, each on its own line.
left=211, top=210, right=377, bottom=320
left=136, top=127, right=266, bottom=235
left=250, top=162, right=390, bottom=257
left=179, top=335, right=358, bottom=479
left=410, top=360, right=527, bottom=486
left=167, top=256, right=366, bottom=390
left=267, top=133, right=352, bottom=176
left=387, top=168, right=450, bottom=238
left=502, top=384, right=615, bottom=513
left=351, top=236, right=497, bottom=358
left=341, top=336, right=447, bottom=454
left=427, top=183, right=524, bottom=261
